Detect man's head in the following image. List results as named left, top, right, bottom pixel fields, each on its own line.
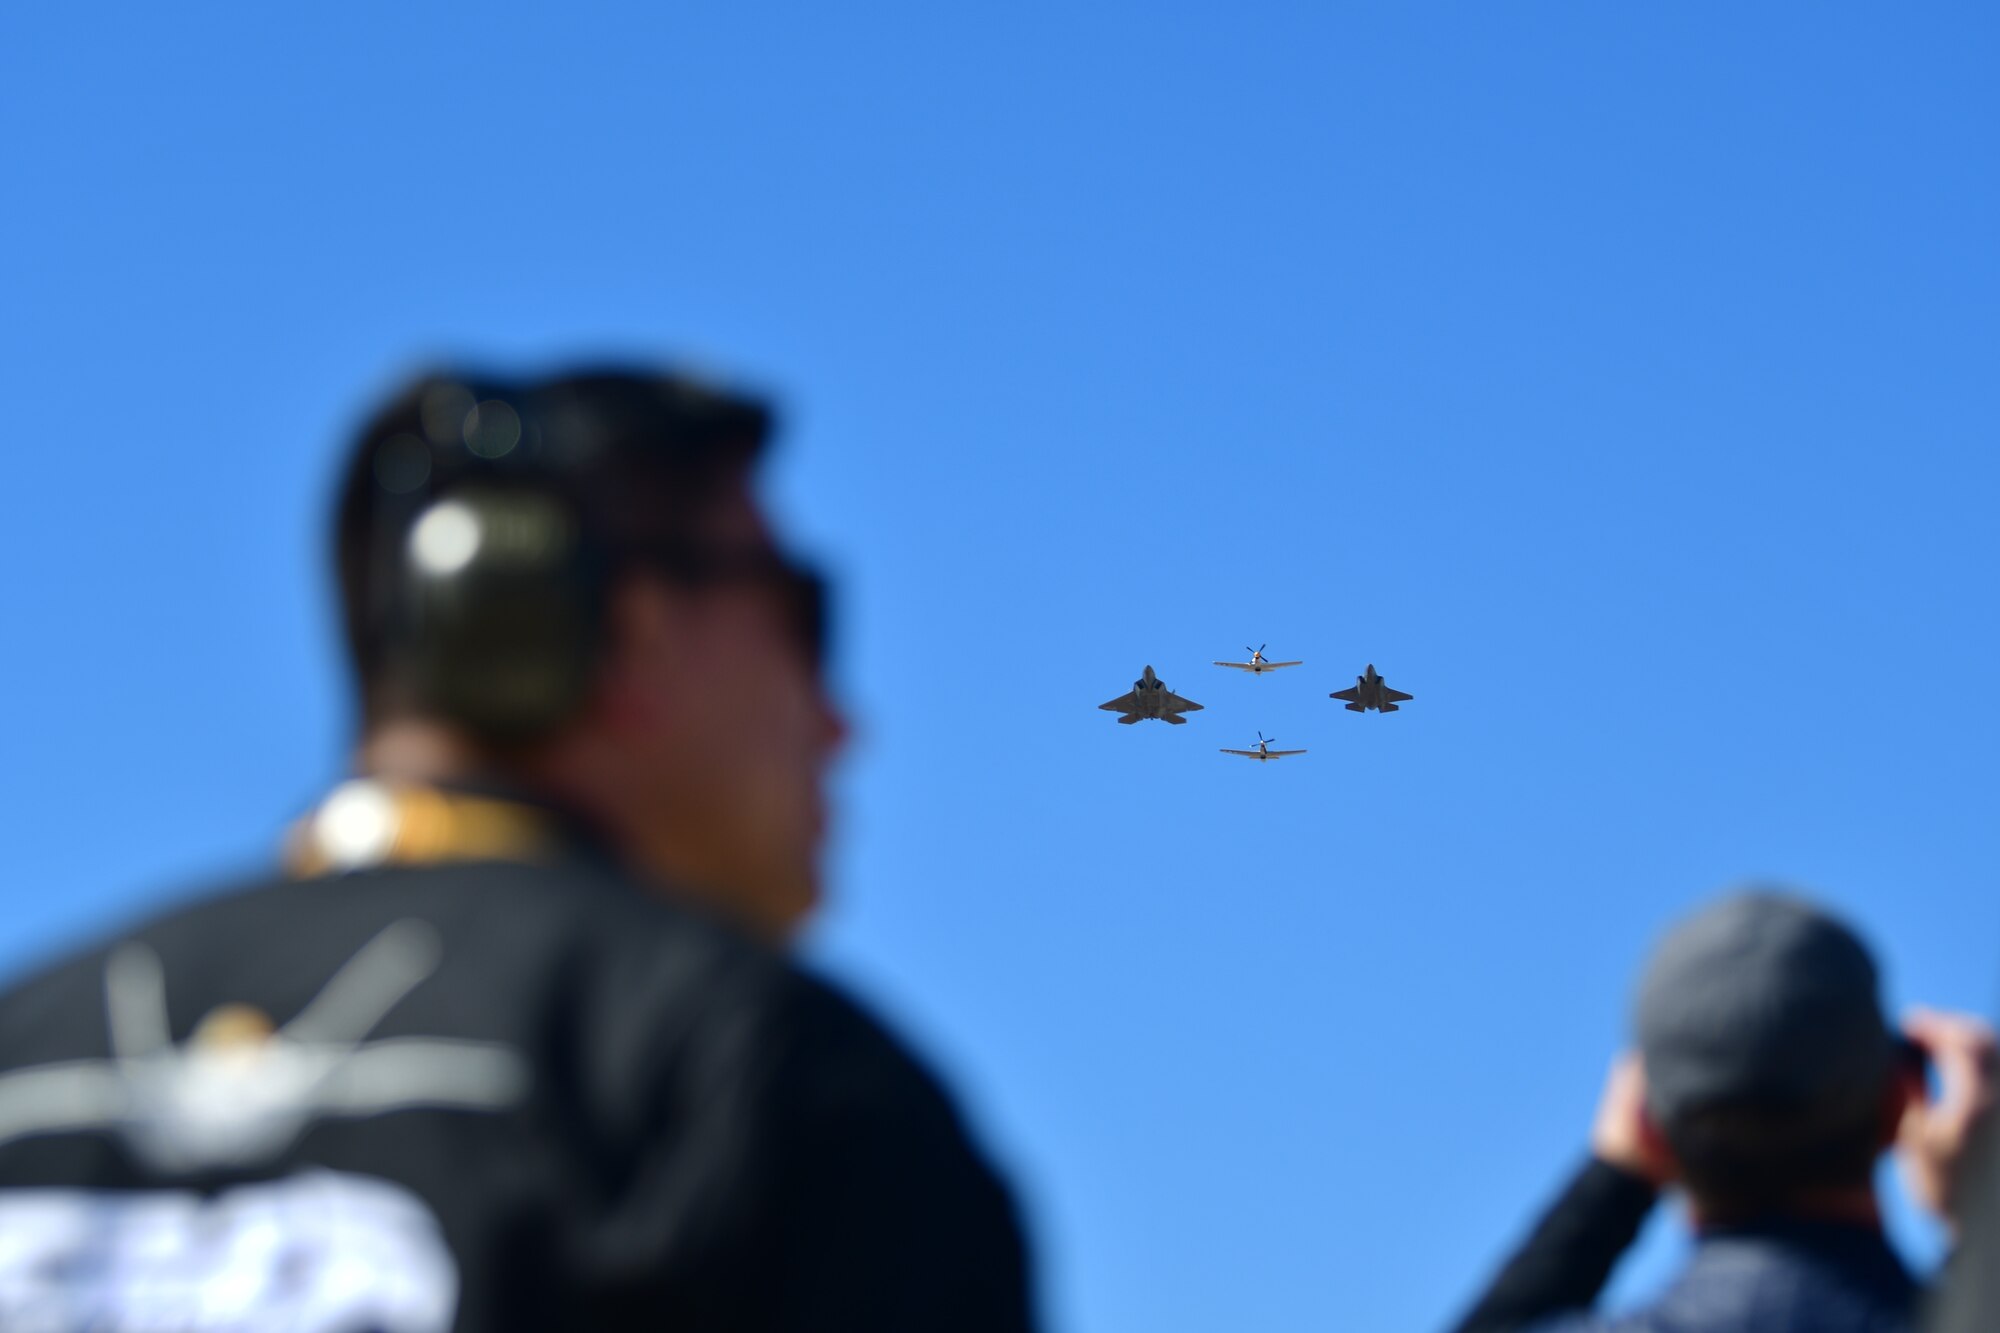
left=333, top=368, right=847, bottom=940
left=1633, top=892, right=1912, bottom=1218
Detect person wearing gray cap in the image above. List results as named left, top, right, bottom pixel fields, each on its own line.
left=1450, top=891, right=1994, bottom=1333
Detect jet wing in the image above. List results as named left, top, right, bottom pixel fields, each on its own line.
left=1099, top=692, right=1140, bottom=713
left=1163, top=692, right=1203, bottom=713
left=1383, top=687, right=1414, bottom=702
left=1329, top=686, right=1362, bottom=702
left=0, top=1062, right=132, bottom=1146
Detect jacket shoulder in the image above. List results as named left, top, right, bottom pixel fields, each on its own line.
left=0, top=861, right=777, bottom=1068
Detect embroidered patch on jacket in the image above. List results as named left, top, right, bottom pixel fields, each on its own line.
left=0, top=919, right=528, bottom=1172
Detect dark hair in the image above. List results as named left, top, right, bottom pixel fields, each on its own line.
left=333, top=367, right=772, bottom=727
left=1662, top=1093, right=1889, bottom=1216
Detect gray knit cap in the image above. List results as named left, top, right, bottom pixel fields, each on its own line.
left=1636, top=892, right=1895, bottom=1126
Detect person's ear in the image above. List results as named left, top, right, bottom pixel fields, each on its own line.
left=1593, top=1053, right=1679, bottom=1186
left=1636, top=1099, right=1681, bottom=1183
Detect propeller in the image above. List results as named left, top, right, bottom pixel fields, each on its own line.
left=1246, top=644, right=1266, bottom=657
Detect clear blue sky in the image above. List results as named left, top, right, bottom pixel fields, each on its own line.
left=3, top=5, right=1997, bottom=1329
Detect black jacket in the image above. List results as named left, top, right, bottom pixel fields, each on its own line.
left=0, top=798, right=1034, bottom=1332
left=1452, top=1159, right=1917, bottom=1333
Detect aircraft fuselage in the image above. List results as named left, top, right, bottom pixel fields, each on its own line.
left=1331, top=663, right=1410, bottom=713
left=1102, top=664, right=1203, bottom=724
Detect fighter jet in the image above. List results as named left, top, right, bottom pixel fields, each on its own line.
left=1099, top=665, right=1204, bottom=725
left=1330, top=663, right=1414, bottom=713
left=1213, top=644, right=1303, bottom=675
left=1220, top=731, right=1306, bottom=762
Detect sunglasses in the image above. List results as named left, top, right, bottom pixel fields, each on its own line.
left=627, top=540, right=831, bottom=671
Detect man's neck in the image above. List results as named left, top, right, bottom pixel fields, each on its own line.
left=1691, top=1186, right=1881, bottom=1232
left=354, top=719, right=493, bottom=786
left=350, top=720, right=799, bottom=947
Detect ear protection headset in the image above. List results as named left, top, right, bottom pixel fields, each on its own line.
left=359, top=380, right=606, bottom=745
left=395, top=480, right=607, bottom=744
left=356, top=372, right=768, bottom=746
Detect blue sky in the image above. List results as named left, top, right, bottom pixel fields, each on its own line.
left=3, top=5, right=1997, bottom=1329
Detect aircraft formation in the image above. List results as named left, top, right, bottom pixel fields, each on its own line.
left=1098, top=647, right=1413, bottom=761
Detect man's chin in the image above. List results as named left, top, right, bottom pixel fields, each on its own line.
left=766, top=866, right=823, bottom=944
left=711, top=839, right=821, bottom=945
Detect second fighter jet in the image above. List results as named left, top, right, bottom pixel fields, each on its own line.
left=1330, top=664, right=1414, bottom=713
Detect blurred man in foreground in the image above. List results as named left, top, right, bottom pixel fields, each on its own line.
left=0, top=369, right=1035, bottom=1330
left=1452, top=892, right=1993, bottom=1333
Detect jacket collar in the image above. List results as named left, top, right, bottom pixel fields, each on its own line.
left=284, top=778, right=613, bottom=877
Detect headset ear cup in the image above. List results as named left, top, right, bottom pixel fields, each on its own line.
left=396, top=487, right=605, bottom=743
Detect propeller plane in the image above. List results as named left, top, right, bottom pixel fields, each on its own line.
left=1220, top=731, right=1306, bottom=762
left=1214, top=644, right=1302, bottom=675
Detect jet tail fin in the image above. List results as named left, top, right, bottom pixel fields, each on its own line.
left=1343, top=702, right=1366, bottom=713
left=1163, top=714, right=1187, bottom=725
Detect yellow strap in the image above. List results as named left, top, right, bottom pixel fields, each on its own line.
left=285, top=781, right=557, bottom=878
